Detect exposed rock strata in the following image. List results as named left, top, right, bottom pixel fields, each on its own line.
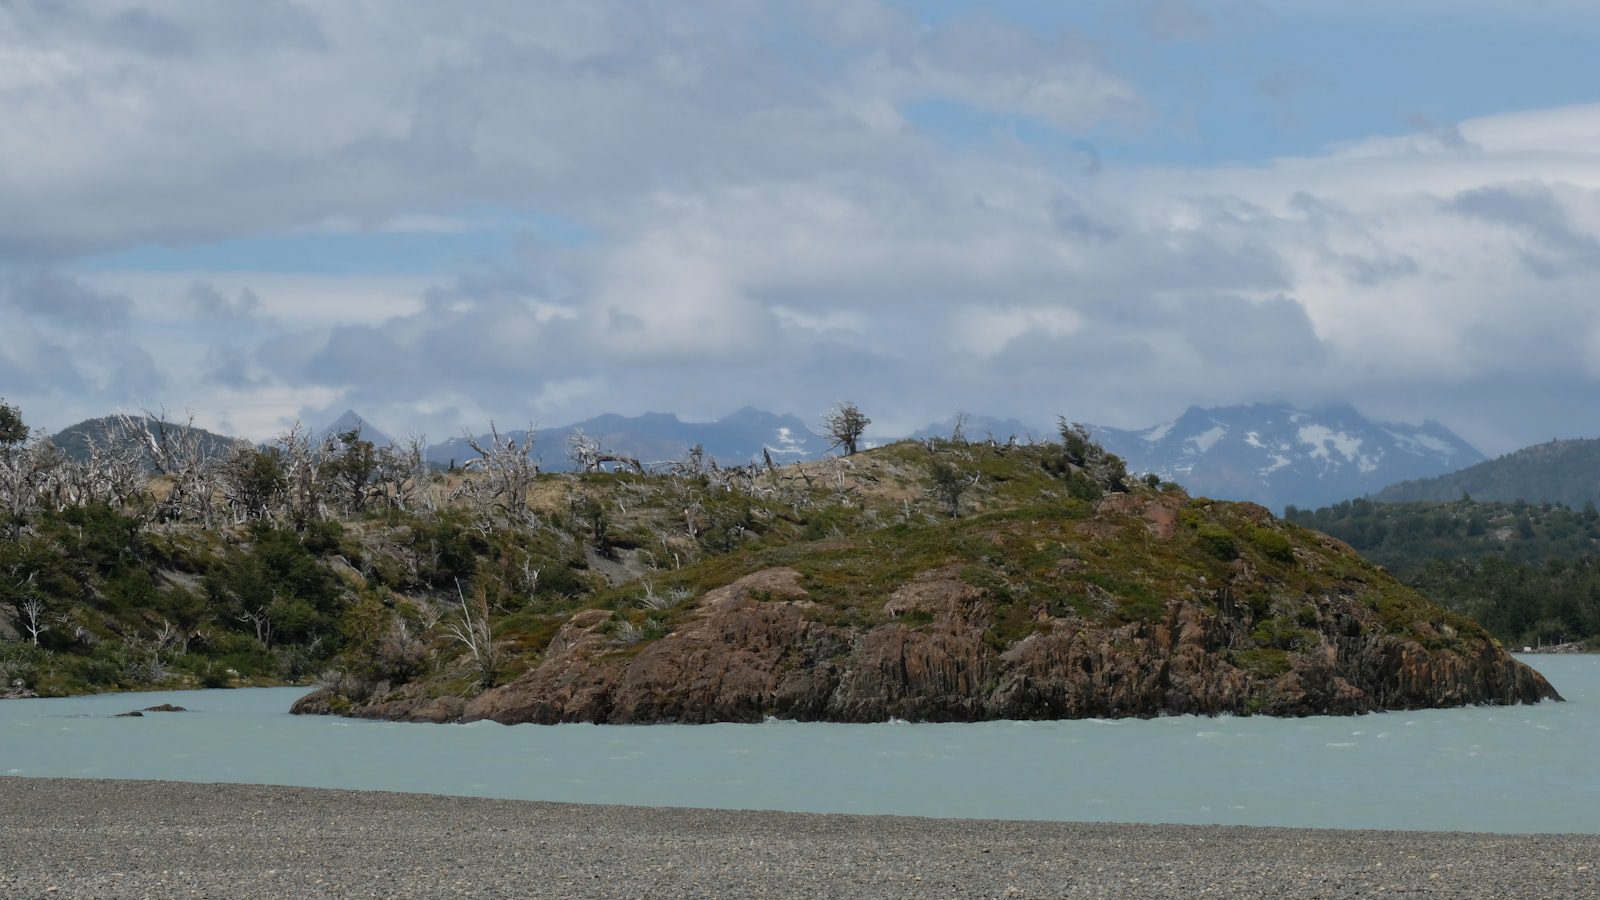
left=296, top=563, right=1558, bottom=725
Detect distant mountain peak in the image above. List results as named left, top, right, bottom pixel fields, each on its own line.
left=319, top=410, right=394, bottom=447
left=1093, top=402, right=1483, bottom=511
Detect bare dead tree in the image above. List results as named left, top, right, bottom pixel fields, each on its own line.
left=374, top=434, right=433, bottom=511
left=521, top=565, right=542, bottom=604
left=669, top=444, right=709, bottom=479
left=2, top=440, right=68, bottom=518
left=153, top=617, right=190, bottom=656
left=566, top=428, right=645, bottom=474
left=0, top=399, right=33, bottom=536
left=463, top=422, right=540, bottom=520
left=444, top=579, right=501, bottom=689
left=19, top=594, right=49, bottom=645
left=117, top=409, right=223, bottom=524
left=79, top=421, right=147, bottom=510
left=235, top=604, right=274, bottom=649
left=275, top=421, right=327, bottom=523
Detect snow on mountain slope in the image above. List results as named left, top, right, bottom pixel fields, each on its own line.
left=1093, top=402, right=1483, bottom=511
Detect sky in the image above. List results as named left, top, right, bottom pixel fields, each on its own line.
left=5, top=0, right=1600, bottom=454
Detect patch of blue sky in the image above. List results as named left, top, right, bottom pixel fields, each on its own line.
left=893, top=0, right=1600, bottom=167
left=80, top=210, right=591, bottom=276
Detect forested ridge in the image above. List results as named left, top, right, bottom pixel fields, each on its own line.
left=1373, top=437, right=1600, bottom=509
left=1287, top=497, right=1600, bottom=647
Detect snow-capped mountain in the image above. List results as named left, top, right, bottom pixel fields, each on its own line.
left=1092, top=403, right=1484, bottom=511
left=426, top=407, right=828, bottom=471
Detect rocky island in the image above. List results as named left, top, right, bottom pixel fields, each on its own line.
left=288, top=431, right=1557, bottom=724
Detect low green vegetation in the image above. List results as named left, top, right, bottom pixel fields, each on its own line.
left=1287, top=497, right=1600, bottom=647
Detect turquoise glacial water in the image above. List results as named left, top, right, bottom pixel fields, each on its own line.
left=2, top=655, right=1596, bottom=833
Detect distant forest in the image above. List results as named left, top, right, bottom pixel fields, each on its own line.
left=1287, top=497, right=1600, bottom=647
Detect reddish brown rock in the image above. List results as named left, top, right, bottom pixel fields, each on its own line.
left=307, top=564, right=1560, bottom=726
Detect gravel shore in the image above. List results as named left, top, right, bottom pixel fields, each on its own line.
left=2, top=777, right=1596, bottom=898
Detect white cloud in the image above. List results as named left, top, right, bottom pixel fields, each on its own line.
left=7, top=4, right=1600, bottom=453
left=0, top=0, right=1140, bottom=260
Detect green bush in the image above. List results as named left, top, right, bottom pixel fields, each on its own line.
left=1251, top=527, right=1295, bottom=563
left=1197, top=524, right=1240, bottom=560
left=0, top=642, right=52, bottom=690
left=1062, top=471, right=1104, bottom=502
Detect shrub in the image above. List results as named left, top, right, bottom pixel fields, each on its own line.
left=1197, top=524, right=1240, bottom=560
left=197, top=659, right=234, bottom=689
left=928, top=460, right=969, bottom=517
left=1250, top=527, right=1295, bottom=563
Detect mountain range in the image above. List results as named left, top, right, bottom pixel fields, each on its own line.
left=49, top=402, right=1491, bottom=510
left=1091, top=402, right=1484, bottom=512
left=424, top=407, right=828, bottom=471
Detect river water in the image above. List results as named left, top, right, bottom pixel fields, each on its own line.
left=2, top=655, right=1595, bottom=833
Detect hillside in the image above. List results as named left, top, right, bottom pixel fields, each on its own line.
left=1286, top=497, right=1600, bottom=648
left=1094, top=402, right=1483, bottom=512
left=50, top=416, right=248, bottom=470
left=1, top=396, right=1555, bottom=717
left=1373, top=438, right=1600, bottom=508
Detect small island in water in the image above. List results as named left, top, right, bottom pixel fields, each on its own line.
left=296, top=438, right=1557, bottom=724
left=0, top=403, right=1558, bottom=722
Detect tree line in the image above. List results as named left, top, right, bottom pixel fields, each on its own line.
left=1286, top=496, right=1600, bottom=647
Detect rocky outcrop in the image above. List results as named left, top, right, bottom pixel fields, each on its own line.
left=297, top=564, right=1559, bottom=725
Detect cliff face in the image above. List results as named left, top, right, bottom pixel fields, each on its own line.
left=295, top=485, right=1558, bottom=725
